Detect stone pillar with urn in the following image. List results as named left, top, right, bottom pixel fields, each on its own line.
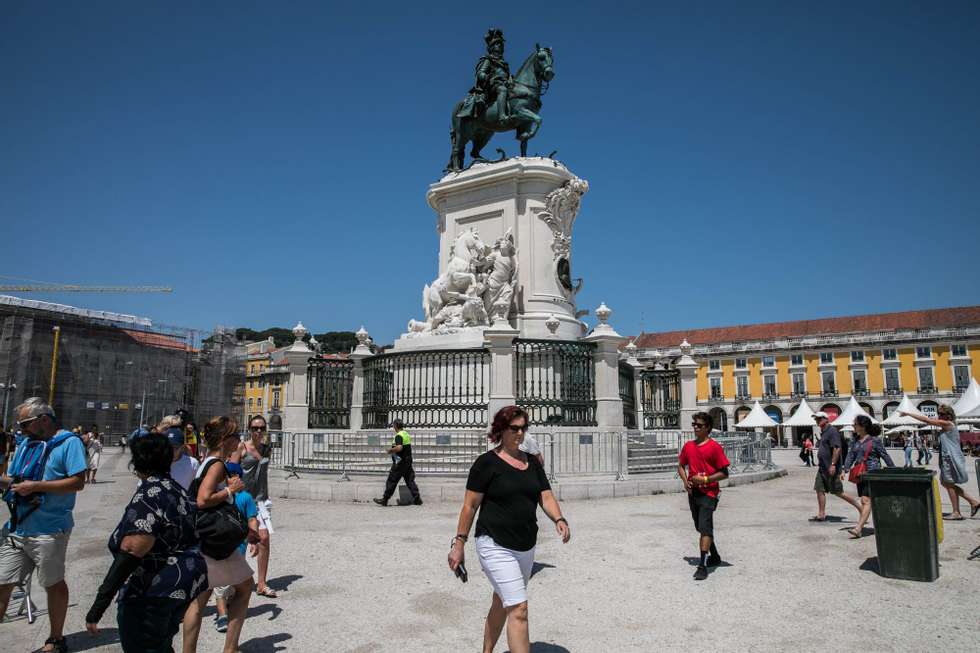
left=484, top=325, right=520, bottom=423
left=583, top=302, right=625, bottom=430
left=282, top=321, right=312, bottom=433
left=623, top=339, right=643, bottom=430
left=348, top=326, right=373, bottom=431
left=676, top=339, right=699, bottom=434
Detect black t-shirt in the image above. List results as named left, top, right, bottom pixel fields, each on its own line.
left=817, top=426, right=843, bottom=472
left=466, top=450, right=552, bottom=552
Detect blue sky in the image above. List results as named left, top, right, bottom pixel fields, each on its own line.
left=2, top=1, right=979, bottom=344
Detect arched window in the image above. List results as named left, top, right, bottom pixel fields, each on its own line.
left=734, top=406, right=751, bottom=425
left=882, top=402, right=899, bottom=419
left=709, top=407, right=728, bottom=431
left=820, top=404, right=841, bottom=421
left=859, top=402, right=875, bottom=418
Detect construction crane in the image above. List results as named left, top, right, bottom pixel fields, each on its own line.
left=0, top=284, right=172, bottom=292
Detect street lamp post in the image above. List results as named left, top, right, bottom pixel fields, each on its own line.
left=0, top=382, right=17, bottom=431
left=158, top=379, right=168, bottom=422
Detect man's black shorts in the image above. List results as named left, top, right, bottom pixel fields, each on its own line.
left=688, top=492, right=718, bottom=537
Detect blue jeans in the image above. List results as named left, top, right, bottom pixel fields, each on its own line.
left=904, top=447, right=913, bottom=466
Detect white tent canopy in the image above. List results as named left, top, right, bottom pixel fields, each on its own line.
left=783, top=398, right=817, bottom=427
left=881, top=394, right=925, bottom=427
left=735, top=401, right=778, bottom=429
left=952, top=377, right=980, bottom=417
left=831, top=396, right=877, bottom=426
left=959, top=402, right=980, bottom=423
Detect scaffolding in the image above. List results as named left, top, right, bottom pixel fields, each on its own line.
left=0, top=295, right=245, bottom=436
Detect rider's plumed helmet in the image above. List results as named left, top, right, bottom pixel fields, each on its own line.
left=484, top=28, right=505, bottom=49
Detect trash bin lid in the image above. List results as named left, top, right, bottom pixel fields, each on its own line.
left=864, top=468, right=935, bottom=482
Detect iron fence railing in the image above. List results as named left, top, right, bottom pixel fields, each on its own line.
left=307, top=357, right=354, bottom=429
left=514, top=339, right=597, bottom=426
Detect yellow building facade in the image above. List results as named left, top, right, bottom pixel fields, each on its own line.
left=634, top=306, right=980, bottom=443
left=244, top=338, right=288, bottom=430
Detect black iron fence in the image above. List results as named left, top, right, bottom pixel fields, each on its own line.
left=619, top=362, right=637, bottom=429
left=640, top=369, right=680, bottom=429
left=307, top=357, right=354, bottom=429
left=514, top=338, right=597, bottom=426
left=361, top=349, right=489, bottom=429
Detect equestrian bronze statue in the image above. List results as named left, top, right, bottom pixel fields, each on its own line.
left=447, top=29, right=554, bottom=172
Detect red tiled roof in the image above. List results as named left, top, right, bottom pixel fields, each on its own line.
left=121, top=329, right=193, bottom=352
left=632, top=305, right=980, bottom=349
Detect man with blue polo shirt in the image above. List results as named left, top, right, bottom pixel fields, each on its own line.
left=0, top=398, right=87, bottom=653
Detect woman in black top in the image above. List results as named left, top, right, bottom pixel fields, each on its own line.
left=448, top=406, right=570, bottom=653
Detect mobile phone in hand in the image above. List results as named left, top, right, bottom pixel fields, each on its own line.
left=454, top=562, right=468, bottom=583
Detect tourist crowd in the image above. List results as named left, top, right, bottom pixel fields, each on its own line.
left=1, top=398, right=278, bottom=653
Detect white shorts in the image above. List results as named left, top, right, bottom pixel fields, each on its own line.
left=475, top=535, right=534, bottom=608
left=256, top=499, right=274, bottom=533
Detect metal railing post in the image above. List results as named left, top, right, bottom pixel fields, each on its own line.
left=285, top=432, right=300, bottom=480
left=337, top=432, right=351, bottom=482
left=547, top=432, right=557, bottom=483
left=615, top=431, right=627, bottom=481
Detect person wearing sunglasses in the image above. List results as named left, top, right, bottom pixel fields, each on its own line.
left=0, top=398, right=88, bottom=653
left=240, top=415, right=277, bottom=598
left=678, top=412, right=730, bottom=581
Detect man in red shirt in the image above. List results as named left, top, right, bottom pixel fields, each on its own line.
left=678, top=411, right=731, bottom=581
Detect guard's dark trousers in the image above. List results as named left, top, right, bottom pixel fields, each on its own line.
left=383, top=462, right=421, bottom=503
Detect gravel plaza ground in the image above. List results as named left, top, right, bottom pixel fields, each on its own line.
left=4, top=446, right=979, bottom=652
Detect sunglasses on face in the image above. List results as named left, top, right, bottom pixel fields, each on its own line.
left=17, top=415, right=48, bottom=429
left=249, top=426, right=267, bottom=432
left=692, top=422, right=707, bottom=429
left=507, top=424, right=527, bottom=433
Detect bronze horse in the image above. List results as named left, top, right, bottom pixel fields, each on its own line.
left=447, top=45, right=554, bottom=172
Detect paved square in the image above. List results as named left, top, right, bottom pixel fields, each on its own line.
left=5, top=449, right=978, bottom=652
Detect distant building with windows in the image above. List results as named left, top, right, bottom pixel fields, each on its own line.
left=244, top=338, right=288, bottom=430
left=630, top=306, right=980, bottom=444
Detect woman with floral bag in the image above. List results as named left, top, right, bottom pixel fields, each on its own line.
left=842, top=415, right=895, bottom=538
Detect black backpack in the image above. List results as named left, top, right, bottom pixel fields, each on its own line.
left=188, top=459, right=249, bottom=560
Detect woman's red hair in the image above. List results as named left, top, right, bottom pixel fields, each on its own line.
left=488, top=405, right=529, bottom=443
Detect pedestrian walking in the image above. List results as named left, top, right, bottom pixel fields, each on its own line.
left=678, top=412, right=730, bottom=581
left=903, top=434, right=915, bottom=468
left=183, top=421, right=199, bottom=460
left=84, top=430, right=207, bottom=651
left=518, top=431, right=544, bottom=466
left=85, top=425, right=103, bottom=484
left=901, top=406, right=980, bottom=520
left=842, top=415, right=895, bottom=538
left=913, top=432, right=924, bottom=466
left=211, top=462, right=260, bottom=634
left=166, top=427, right=200, bottom=491
left=810, top=411, right=862, bottom=522
left=448, top=406, right=570, bottom=653
left=373, top=419, right=422, bottom=506
left=240, top=415, right=278, bottom=598
left=0, top=398, right=88, bottom=653
left=181, top=416, right=256, bottom=653
left=802, top=436, right=814, bottom=467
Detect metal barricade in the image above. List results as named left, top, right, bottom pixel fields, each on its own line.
left=269, top=430, right=489, bottom=478
left=542, top=431, right=627, bottom=482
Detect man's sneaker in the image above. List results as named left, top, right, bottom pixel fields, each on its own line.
left=413, top=498, right=423, bottom=506
left=215, top=615, right=229, bottom=633
left=693, top=565, right=708, bottom=581
left=372, top=498, right=388, bottom=506
left=707, top=554, right=722, bottom=567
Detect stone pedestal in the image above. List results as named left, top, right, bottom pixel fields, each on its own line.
left=283, top=343, right=311, bottom=433
left=676, top=340, right=699, bottom=434
left=584, top=307, right=624, bottom=430
left=424, top=157, right=588, bottom=342
left=484, top=326, right=519, bottom=423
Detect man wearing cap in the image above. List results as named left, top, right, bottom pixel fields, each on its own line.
left=166, top=426, right=199, bottom=491
left=810, top=412, right=861, bottom=522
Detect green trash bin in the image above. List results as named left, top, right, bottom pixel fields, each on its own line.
left=866, top=467, right=939, bottom=582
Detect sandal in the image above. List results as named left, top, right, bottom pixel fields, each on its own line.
left=848, top=528, right=862, bottom=539
left=971, top=503, right=979, bottom=518
left=808, top=516, right=827, bottom=522
left=947, top=515, right=965, bottom=521
left=42, top=637, right=68, bottom=653
left=256, top=586, right=278, bottom=598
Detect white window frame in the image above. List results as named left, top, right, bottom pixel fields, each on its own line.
left=915, top=346, right=932, bottom=360
left=763, top=374, right=777, bottom=396
left=762, top=355, right=775, bottom=368
left=882, top=348, right=897, bottom=361
left=852, top=369, right=868, bottom=393
left=709, top=376, right=722, bottom=399
left=884, top=367, right=901, bottom=392
left=790, top=354, right=804, bottom=366
left=735, top=358, right=747, bottom=369
left=819, top=352, right=834, bottom=365
left=735, top=375, right=750, bottom=398
left=851, top=350, right=864, bottom=362
left=917, top=366, right=935, bottom=391
left=821, top=370, right=836, bottom=393
left=950, top=344, right=968, bottom=359
left=792, top=372, right=806, bottom=395
left=708, top=359, right=721, bottom=371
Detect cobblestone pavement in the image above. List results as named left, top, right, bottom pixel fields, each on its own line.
left=4, top=448, right=979, bottom=652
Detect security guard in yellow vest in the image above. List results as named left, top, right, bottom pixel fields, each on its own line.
left=374, top=419, right=422, bottom=506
